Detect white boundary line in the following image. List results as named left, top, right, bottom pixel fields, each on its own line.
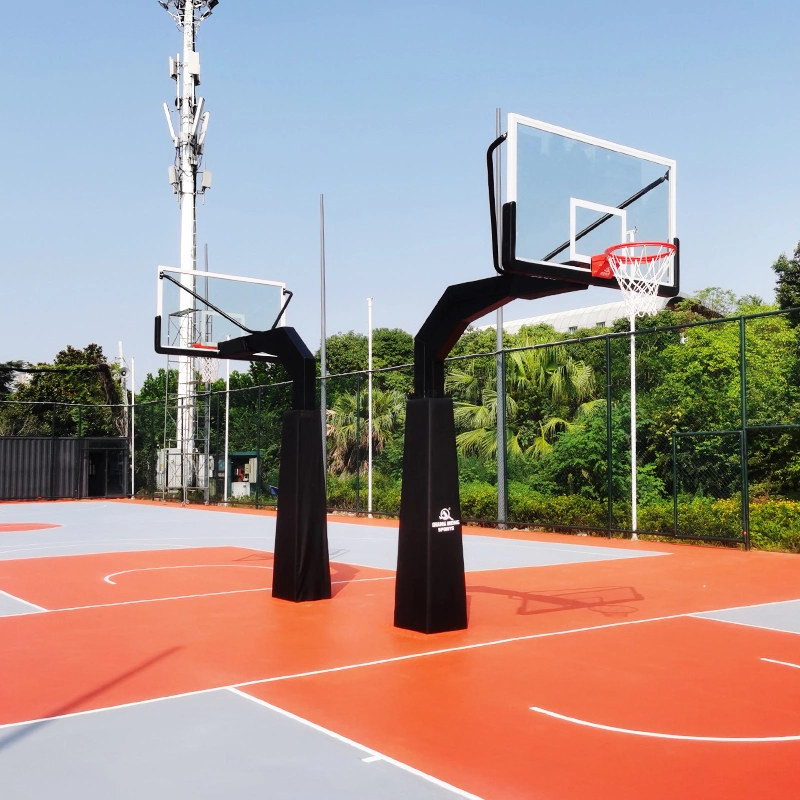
left=226, top=687, right=484, bottom=799
left=0, top=588, right=46, bottom=612
left=529, top=706, right=800, bottom=743
left=0, top=577, right=395, bottom=618
left=691, top=615, right=800, bottom=637
left=104, top=564, right=275, bottom=584
left=1, top=604, right=798, bottom=732
left=0, top=686, right=223, bottom=731
left=762, top=657, right=800, bottom=670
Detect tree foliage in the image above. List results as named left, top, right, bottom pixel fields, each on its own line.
left=772, top=241, right=800, bottom=326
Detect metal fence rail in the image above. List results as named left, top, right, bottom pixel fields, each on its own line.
left=2, top=308, right=799, bottom=549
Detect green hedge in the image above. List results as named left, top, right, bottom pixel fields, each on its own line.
left=327, top=476, right=800, bottom=553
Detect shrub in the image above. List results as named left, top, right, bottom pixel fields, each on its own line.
left=460, top=482, right=498, bottom=520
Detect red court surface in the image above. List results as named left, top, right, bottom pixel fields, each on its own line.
left=0, top=522, right=61, bottom=533
left=1, top=514, right=799, bottom=798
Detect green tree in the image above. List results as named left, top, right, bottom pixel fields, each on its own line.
left=1, top=345, right=123, bottom=436
left=772, top=242, right=800, bottom=326
left=326, top=387, right=406, bottom=475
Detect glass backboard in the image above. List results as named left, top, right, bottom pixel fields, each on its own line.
left=502, top=114, right=678, bottom=295
left=155, top=266, right=287, bottom=359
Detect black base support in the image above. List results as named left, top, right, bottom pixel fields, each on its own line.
left=272, top=410, right=331, bottom=602
left=394, top=398, right=467, bottom=633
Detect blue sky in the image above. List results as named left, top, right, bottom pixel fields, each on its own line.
left=2, top=0, right=798, bottom=382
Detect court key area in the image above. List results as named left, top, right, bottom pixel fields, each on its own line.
left=1, top=500, right=799, bottom=799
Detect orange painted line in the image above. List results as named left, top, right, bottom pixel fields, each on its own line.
left=0, top=523, right=61, bottom=533
left=242, top=616, right=800, bottom=800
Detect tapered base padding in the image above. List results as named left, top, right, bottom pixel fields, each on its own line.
left=272, top=410, right=331, bottom=602
left=394, top=397, right=467, bottom=633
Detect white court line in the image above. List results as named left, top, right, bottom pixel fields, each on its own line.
left=0, top=686, right=224, bottom=731
left=529, top=705, right=800, bottom=742
left=361, top=754, right=383, bottom=763
left=227, top=687, right=483, bottom=799
left=234, top=611, right=692, bottom=689
left=104, top=564, right=275, bottom=584
left=692, top=615, right=800, bottom=637
left=0, top=588, right=46, bottom=612
left=762, top=657, right=800, bottom=670
left=0, top=577, right=395, bottom=617
left=1, top=602, right=796, bottom=732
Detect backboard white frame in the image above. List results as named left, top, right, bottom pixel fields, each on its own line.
left=156, top=265, right=288, bottom=353
left=505, top=113, right=677, bottom=288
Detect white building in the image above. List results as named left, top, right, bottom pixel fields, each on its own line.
left=480, top=296, right=691, bottom=336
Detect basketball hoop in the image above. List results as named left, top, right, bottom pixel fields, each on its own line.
left=604, top=241, right=677, bottom=318
left=191, top=344, right=220, bottom=384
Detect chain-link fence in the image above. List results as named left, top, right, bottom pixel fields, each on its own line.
left=3, top=308, right=800, bottom=550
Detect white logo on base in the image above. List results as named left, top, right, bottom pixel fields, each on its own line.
left=431, top=507, right=460, bottom=532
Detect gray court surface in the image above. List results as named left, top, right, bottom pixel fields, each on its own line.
left=693, top=600, right=800, bottom=636
left=0, top=589, right=43, bottom=616
left=0, top=501, right=664, bottom=572
left=0, top=689, right=462, bottom=800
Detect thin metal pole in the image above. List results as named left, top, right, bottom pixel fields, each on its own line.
left=130, top=358, right=135, bottom=497
left=605, top=335, right=613, bottom=537
left=367, top=297, right=373, bottom=516
left=223, top=350, right=230, bottom=502
left=740, top=317, right=751, bottom=550
left=495, top=107, right=508, bottom=527
left=320, top=194, right=328, bottom=470
left=355, top=371, right=361, bottom=516
left=162, top=356, right=169, bottom=502
left=255, top=386, right=262, bottom=509
left=630, top=314, right=638, bottom=537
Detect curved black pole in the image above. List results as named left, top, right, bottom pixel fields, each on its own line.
left=487, top=133, right=508, bottom=275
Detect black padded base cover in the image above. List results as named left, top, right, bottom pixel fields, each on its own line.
left=272, top=410, right=331, bottom=602
left=394, top=397, right=467, bottom=633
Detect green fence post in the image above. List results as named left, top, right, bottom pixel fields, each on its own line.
left=50, top=402, right=57, bottom=499
left=75, top=405, right=83, bottom=499
left=605, top=335, right=613, bottom=537
left=672, top=432, right=679, bottom=537
left=740, top=317, right=751, bottom=550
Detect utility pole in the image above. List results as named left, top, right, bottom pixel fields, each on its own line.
left=159, top=0, right=216, bottom=478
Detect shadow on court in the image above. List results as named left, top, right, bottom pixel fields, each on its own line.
left=466, top=584, right=643, bottom=618
left=0, top=647, right=182, bottom=752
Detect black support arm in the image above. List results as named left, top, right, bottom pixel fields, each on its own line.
left=414, top=274, right=586, bottom=397
left=218, top=327, right=317, bottom=411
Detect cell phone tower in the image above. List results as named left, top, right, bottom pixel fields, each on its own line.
left=158, top=0, right=216, bottom=482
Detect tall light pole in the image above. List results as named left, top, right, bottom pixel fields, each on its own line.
left=367, top=297, right=373, bottom=516
left=159, top=0, right=216, bottom=468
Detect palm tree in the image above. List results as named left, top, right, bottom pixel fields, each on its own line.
left=446, top=340, right=601, bottom=459
left=326, top=387, right=406, bottom=475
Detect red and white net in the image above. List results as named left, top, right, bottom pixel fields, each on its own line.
left=605, top=242, right=676, bottom=318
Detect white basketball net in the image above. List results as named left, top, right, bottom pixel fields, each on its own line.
left=606, top=242, right=676, bottom=318
left=196, top=356, right=220, bottom=384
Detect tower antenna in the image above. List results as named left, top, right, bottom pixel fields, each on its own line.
left=158, top=0, right=219, bottom=492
